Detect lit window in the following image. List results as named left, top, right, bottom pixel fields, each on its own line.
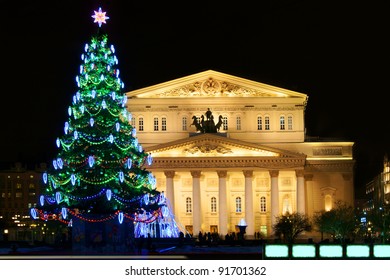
left=211, top=197, right=217, bottom=213
left=154, top=117, right=159, bottom=131
left=15, top=192, right=22, bottom=198
left=236, top=197, right=242, bottom=213
left=280, top=116, right=285, bottom=130
left=288, top=115, right=293, bottom=130
left=236, top=116, right=241, bottom=130
left=16, top=183, right=22, bottom=189
left=161, top=117, right=167, bottom=131
left=265, top=116, right=270, bottom=130
left=223, top=116, right=228, bottom=130
left=138, top=117, right=144, bottom=131
left=131, top=116, right=136, bottom=127
left=260, top=196, right=266, bottom=213
left=257, top=116, right=263, bottom=130
left=182, top=116, right=187, bottom=131
left=186, top=197, right=192, bottom=213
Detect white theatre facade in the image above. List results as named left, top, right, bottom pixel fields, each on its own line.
left=125, top=70, right=355, bottom=239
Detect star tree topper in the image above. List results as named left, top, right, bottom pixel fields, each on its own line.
left=92, top=7, right=109, bottom=27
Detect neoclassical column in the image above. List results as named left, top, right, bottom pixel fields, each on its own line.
left=295, top=169, right=305, bottom=214
left=191, top=170, right=202, bottom=236
left=164, top=170, right=175, bottom=211
left=243, top=170, right=254, bottom=237
left=217, top=170, right=228, bottom=236
left=269, top=170, right=279, bottom=229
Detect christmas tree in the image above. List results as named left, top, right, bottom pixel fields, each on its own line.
left=31, top=7, right=180, bottom=239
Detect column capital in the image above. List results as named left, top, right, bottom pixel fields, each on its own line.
left=190, top=170, right=201, bottom=178
left=304, top=174, right=313, bottom=181
left=217, top=170, right=227, bottom=178
left=164, top=170, right=175, bottom=178
left=269, top=170, right=279, bottom=178
left=295, top=169, right=305, bottom=177
left=243, top=170, right=254, bottom=178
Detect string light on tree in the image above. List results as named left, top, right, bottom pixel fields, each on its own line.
left=31, top=7, right=181, bottom=239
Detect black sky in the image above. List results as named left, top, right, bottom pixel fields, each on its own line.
left=1, top=0, right=389, bottom=198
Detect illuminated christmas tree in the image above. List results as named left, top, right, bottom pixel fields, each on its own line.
left=31, top=8, right=180, bottom=240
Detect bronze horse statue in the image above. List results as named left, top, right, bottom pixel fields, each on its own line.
left=191, top=109, right=222, bottom=133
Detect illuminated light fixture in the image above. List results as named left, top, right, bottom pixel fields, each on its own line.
left=106, top=189, right=112, bottom=201
left=132, top=128, right=136, bottom=137
left=319, top=245, right=343, bottom=258
left=147, top=154, right=153, bottom=165
left=144, top=194, right=149, bottom=205
left=43, top=172, right=48, bottom=184
left=138, top=145, right=143, bottom=152
left=71, top=174, right=76, bottom=186
left=127, top=158, right=132, bottom=169
left=80, top=105, right=85, bottom=113
left=56, top=138, right=60, bottom=148
left=62, top=207, right=67, bottom=219
left=292, top=245, right=316, bottom=258
left=111, top=92, right=116, bottom=100
left=346, top=245, right=370, bottom=258
left=30, top=208, right=38, bottom=219
left=57, top=158, right=63, bottom=169
left=111, top=45, right=115, bottom=53
left=102, top=100, right=107, bottom=109
left=84, top=44, right=88, bottom=52
left=162, top=206, right=169, bottom=217
left=119, top=171, right=124, bottom=183
left=374, top=245, right=390, bottom=258
left=40, top=195, right=45, bottom=206
left=118, top=212, right=124, bottom=224
left=53, top=160, right=58, bottom=170
left=55, top=192, right=62, bottom=204
left=264, top=244, right=289, bottom=258
left=88, top=156, right=95, bottom=167
left=115, top=122, right=120, bottom=132
left=64, top=122, right=69, bottom=134
left=90, top=117, right=94, bottom=127
left=92, top=7, right=110, bottom=28
left=74, top=131, right=78, bottom=140
left=91, top=90, right=96, bottom=98
left=109, top=134, right=114, bottom=143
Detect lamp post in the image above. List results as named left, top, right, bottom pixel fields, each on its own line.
left=237, top=218, right=247, bottom=240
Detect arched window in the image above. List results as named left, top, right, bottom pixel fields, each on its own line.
left=265, top=116, right=270, bottom=130
left=186, top=197, right=192, bottom=213
left=182, top=116, right=187, bottom=131
left=211, top=197, right=217, bottom=213
left=257, top=116, right=263, bottom=130
left=235, top=197, right=242, bottom=213
left=280, top=115, right=285, bottom=130
left=260, top=196, right=266, bottom=213
left=288, top=115, right=293, bottom=130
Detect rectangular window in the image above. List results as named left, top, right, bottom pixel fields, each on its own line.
left=154, top=117, right=159, bottom=131
left=161, top=117, right=167, bottom=131
left=138, top=117, right=144, bottom=131
left=288, top=116, right=293, bottom=130
left=182, top=117, right=187, bottom=131
left=236, top=116, right=241, bottom=130
left=131, top=116, right=136, bottom=128
left=223, top=116, right=228, bottom=130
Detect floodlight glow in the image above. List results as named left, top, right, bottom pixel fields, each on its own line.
left=319, top=245, right=343, bottom=258
left=373, top=245, right=390, bottom=258
left=346, top=245, right=370, bottom=258
left=292, top=245, right=316, bottom=258
left=265, top=244, right=289, bottom=258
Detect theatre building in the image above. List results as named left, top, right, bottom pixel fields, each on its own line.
left=126, top=70, right=354, bottom=239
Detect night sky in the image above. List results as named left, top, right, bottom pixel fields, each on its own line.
left=1, top=0, right=388, bottom=198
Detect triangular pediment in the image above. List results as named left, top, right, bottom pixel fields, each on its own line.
left=127, top=70, right=307, bottom=100
left=145, top=133, right=305, bottom=159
